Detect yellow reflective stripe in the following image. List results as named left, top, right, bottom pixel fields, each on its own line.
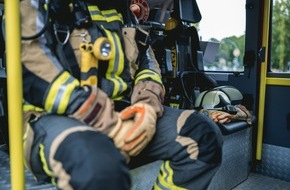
left=45, top=72, right=70, bottom=111
left=51, top=178, right=57, bottom=186
left=101, top=9, right=119, bottom=16
left=153, top=185, right=163, bottom=190
left=45, top=71, right=80, bottom=114
left=59, top=78, right=79, bottom=113
left=39, top=144, right=54, bottom=177
left=135, top=69, right=163, bottom=85
left=90, top=15, right=105, bottom=21
left=109, top=31, right=124, bottom=76
left=164, top=161, right=174, bottom=185
left=155, top=161, right=188, bottom=190
left=23, top=123, right=30, bottom=170
left=104, top=28, right=127, bottom=99
left=23, top=104, right=44, bottom=112
left=103, top=12, right=122, bottom=22
left=88, top=6, right=123, bottom=23
left=156, top=161, right=172, bottom=189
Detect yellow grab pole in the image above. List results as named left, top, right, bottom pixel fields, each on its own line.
left=4, top=0, right=25, bottom=189
left=256, top=0, right=270, bottom=160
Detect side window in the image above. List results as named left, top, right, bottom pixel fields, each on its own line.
left=270, top=0, right=290, bottom=73
left=196, top=0, right=246, bottom=72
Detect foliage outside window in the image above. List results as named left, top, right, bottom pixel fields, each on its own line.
left=197, top=0, right=245, bottom=72
left=271, top=0, right=290, bottom=73
left=204, top=36, right=245, bottom=72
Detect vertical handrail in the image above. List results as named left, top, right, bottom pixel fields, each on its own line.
left=256, top=0, right=271, bottom=160
left=4, top=0, right=25, bottom=189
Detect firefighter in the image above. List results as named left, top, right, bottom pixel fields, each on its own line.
left=20, top=0, right=223, bottom=189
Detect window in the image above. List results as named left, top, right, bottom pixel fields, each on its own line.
left=196, top=0, right=246, bottom=72
left=270, top=0, right=290, bottom=73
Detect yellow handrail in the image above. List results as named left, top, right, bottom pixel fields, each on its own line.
left=4, top=0, right=24, bottom=189
left=256, top=0, right=271, bottom=160
left=266, top=78, right=290, bottom=86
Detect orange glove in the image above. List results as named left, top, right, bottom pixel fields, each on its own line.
left=200, top=104, right=252, bottom=125
left=119, top=103, right=157, bottom=156
left=210, top=111, right=232, bottom=124
left=113, top=119, right=134, bottom=163
left=200, top=109, right=232, bottom=124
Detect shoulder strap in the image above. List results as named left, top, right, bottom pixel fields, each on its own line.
left=55, top=42, right=81, bottom=79
left=42, top=0, right=81, bottom=80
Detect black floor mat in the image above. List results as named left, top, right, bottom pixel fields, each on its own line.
left=0, top=145, right=57, bottom=190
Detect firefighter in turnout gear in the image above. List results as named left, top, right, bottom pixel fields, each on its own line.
left=20, top=0, right=223, bottom=189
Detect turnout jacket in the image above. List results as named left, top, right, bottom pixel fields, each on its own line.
left=21, top=0, right=164, bottom=128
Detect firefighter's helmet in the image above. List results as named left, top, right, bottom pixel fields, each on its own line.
left=195, top=86, right=243, bottom=109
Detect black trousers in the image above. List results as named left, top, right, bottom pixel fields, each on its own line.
left=27, top=106, right=223, bottom=190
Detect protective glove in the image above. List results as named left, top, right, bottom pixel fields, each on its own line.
left=200, top=104, right=252, bottom=124
left=130, top=46, right=165, bottom=117
left=200, top=109, right=232, bottom=124
left=117, top=103, right=157, bottom=157
left=69, top=86, right=122, bottom=138
left=131, top=80, right=164, bottom=117
left=232, top=104, right=253, bottom=125
left=69, top=86, right=136, bottom=160
left=210, top=110, right=232, bottom=124
left=113, top=119, right=134, bottom=163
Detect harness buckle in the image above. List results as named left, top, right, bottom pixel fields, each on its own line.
left=53, top=24, right=70, bottom=45
left=136, top=26, right=151, bottom=47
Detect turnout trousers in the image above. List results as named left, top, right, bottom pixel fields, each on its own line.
left=24, top=106, right=223, bottom=190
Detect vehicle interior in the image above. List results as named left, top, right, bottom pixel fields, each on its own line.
left=1, top=0, right=290, bottom=189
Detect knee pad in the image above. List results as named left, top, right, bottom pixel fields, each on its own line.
left=54, top=130, right=131, bottom=190
left=182, top=112, right=223, bottom=164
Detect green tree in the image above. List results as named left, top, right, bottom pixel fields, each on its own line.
left=271, top=0, right=290, bottom=72
left=211, top=35, right=245, bottom=71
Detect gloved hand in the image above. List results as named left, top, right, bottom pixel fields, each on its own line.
left=116, top=103, right=157, bottom=157
left=131, top=80, right=164, bottom=117
left=131, top=47, right=165, bottom=117
left=113, top=119, right=134, bottom=163
left=69, top=86, right=123, bottom=138
left=200, top=109, right=232, bottom=124
left=210, top=110, right=232, bottom=124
